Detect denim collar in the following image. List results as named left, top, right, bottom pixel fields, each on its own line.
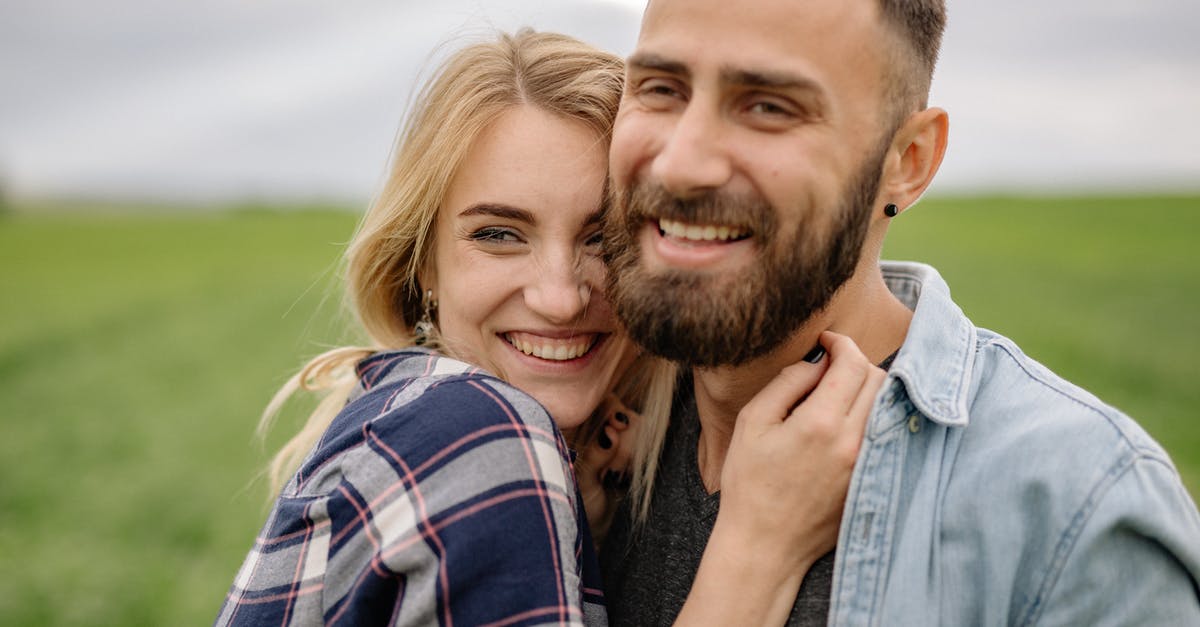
left=880, top=261, right=976, bottom=429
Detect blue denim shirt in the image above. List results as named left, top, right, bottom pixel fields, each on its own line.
left=830, top=261, right=1200, bottom=626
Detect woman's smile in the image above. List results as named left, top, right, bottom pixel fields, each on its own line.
left=502, top=331, right=604, bottom=362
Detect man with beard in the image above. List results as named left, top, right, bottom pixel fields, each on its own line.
left=599, top=0, right=1200, bottom=624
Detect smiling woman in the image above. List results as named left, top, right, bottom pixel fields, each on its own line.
left=213, top=30, right=659, bottom=625
left=427, top=105, right=632, bottom=434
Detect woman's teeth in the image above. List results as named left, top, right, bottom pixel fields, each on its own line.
left=506, top=334, right=596, bottom=361
left=658, top=218, right=746, bottom=242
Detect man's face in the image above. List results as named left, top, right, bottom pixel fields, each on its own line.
left=605, top=0, right=894, bottom=367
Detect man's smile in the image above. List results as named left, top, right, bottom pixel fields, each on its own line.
left=641, top=218, right=756, bottom=271
left=657, top=218, right=752, bottom=243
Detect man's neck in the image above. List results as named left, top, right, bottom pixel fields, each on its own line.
left=692, top=267, right=913, bottom=492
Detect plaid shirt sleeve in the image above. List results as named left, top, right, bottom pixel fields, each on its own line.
left=216, top=361, right=598, bottom=626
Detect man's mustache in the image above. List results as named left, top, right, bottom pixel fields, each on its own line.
left=614, top=181, right=776, bottom=237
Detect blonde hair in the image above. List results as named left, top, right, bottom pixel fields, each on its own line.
left=261, top=29, right=672, bottom=524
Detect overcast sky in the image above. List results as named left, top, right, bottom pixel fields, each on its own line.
left=2, top=0, right=1197, bottom=204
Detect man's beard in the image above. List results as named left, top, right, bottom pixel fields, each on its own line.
left=603, top=151, right=886, bottom=368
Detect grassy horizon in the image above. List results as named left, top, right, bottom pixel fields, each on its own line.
left=885, top=194, right=1200, bottom=497
left=1, top=194, right=1197, bottom=625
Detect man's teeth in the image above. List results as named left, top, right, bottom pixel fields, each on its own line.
left=506, top=335, right=595, bottom=361
left=659, top=218, right=745, bottom=242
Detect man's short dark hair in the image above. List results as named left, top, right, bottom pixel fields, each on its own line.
left=876, top=0, right=947, bottom=124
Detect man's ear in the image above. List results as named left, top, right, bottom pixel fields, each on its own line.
left=881, top=107, right=949, bottom=209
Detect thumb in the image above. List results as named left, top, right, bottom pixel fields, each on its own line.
left=737, top=348, right=829, bottom=427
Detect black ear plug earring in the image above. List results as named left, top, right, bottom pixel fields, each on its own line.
left=883, top=203, right=899, bottom=218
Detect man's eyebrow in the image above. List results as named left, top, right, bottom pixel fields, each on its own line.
left=627, top=53, right=690, bottom=79
left=720, top=66, right=824, bottom=94
left=458, top=203, right=534, bottom=223
left=627, top=53, right=824, bottom=99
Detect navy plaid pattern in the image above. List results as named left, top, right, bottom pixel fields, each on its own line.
left=217, top=349, right=606, bottom=626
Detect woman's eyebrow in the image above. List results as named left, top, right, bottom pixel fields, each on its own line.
left=458, top=203, right=534, bottom=223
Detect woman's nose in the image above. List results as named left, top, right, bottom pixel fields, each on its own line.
left=524, top=258, right=592, bottom=324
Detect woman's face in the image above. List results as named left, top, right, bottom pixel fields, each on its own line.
left=426, top=105, right=631, bottom=435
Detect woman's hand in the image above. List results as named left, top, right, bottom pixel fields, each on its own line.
left=719, top=330, right=885, bottom=570
left=679, top=331, right=887, bottom=625
left=575, top=394, right=642, bottom=543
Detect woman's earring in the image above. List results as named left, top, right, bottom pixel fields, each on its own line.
left=883, top=203, right=900, bottom=218
left=414, top=289, right=437, bottom=346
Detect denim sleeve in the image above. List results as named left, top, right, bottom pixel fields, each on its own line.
left=1030, top=455, right=1200, bottom=625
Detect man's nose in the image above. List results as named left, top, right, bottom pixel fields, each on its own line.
left=650, top=101, right=732, bottom=197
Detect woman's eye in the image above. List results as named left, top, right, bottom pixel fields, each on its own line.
left=470, top=227, right=522, bottom=243
left=584, top=231, right=604, bottom=248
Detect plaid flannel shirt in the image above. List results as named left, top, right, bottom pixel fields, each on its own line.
left=217, top=349, right=606, bottom=626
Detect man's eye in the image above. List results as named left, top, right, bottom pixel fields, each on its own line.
left=637, top=79, right=683, bottom=102
left=749, top=100, right=792, bottom=117
left=470, top=227, right=521, bottom=243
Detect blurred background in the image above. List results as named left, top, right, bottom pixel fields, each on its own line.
left=2, top=0, right=1198, bottom=624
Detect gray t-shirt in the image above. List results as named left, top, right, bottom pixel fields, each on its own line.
left=600, top=374, right=834, bottom=626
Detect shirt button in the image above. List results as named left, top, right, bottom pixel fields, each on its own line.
left=907, top=414, right=921, bottom=433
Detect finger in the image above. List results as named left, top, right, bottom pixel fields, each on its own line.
left=798, top=331, right=873, bottom=416
left=605, top=423, right=635, bottom=476
left=843, top=366, right=886, bottom=441
left=574, top=453, right=607, bottom=496
left=607, top=401, right=633, bottom=433
left=739, top=349, right=830, bottom=426
left=828, top=366, right=885, bottom=468
left=598, top=424, right=615, bottom=451
left=576, top=447, right=610, bottom=480
left=577, top=424, right=619, bottom=478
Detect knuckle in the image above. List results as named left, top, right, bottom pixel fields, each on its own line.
left=774, top=364, right=812, bottom=389
left=795, top=408, right=838, bottom=438
left=830, top=332, right=854, bottom=350
left=834, top=439, right=862, bottom=466
left=865, top=367, right=887, bottom=389
left=830, top=334, right=865, bottom=359
left=844, top=357, right=869, bottom=376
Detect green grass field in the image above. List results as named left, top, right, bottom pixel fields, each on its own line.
left=1, top=195, right=1197, bottom=625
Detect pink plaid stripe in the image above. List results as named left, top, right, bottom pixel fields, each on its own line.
left=217, top=350, right=600, bottom=627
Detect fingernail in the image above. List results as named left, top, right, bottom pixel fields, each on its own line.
left=615, top=411, right=629, bottom=425
left=598, top=430, right=612, bottom=449
left=603, top=469, right=620, bottom=490
left=803, top=345, right=826, bottom=363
